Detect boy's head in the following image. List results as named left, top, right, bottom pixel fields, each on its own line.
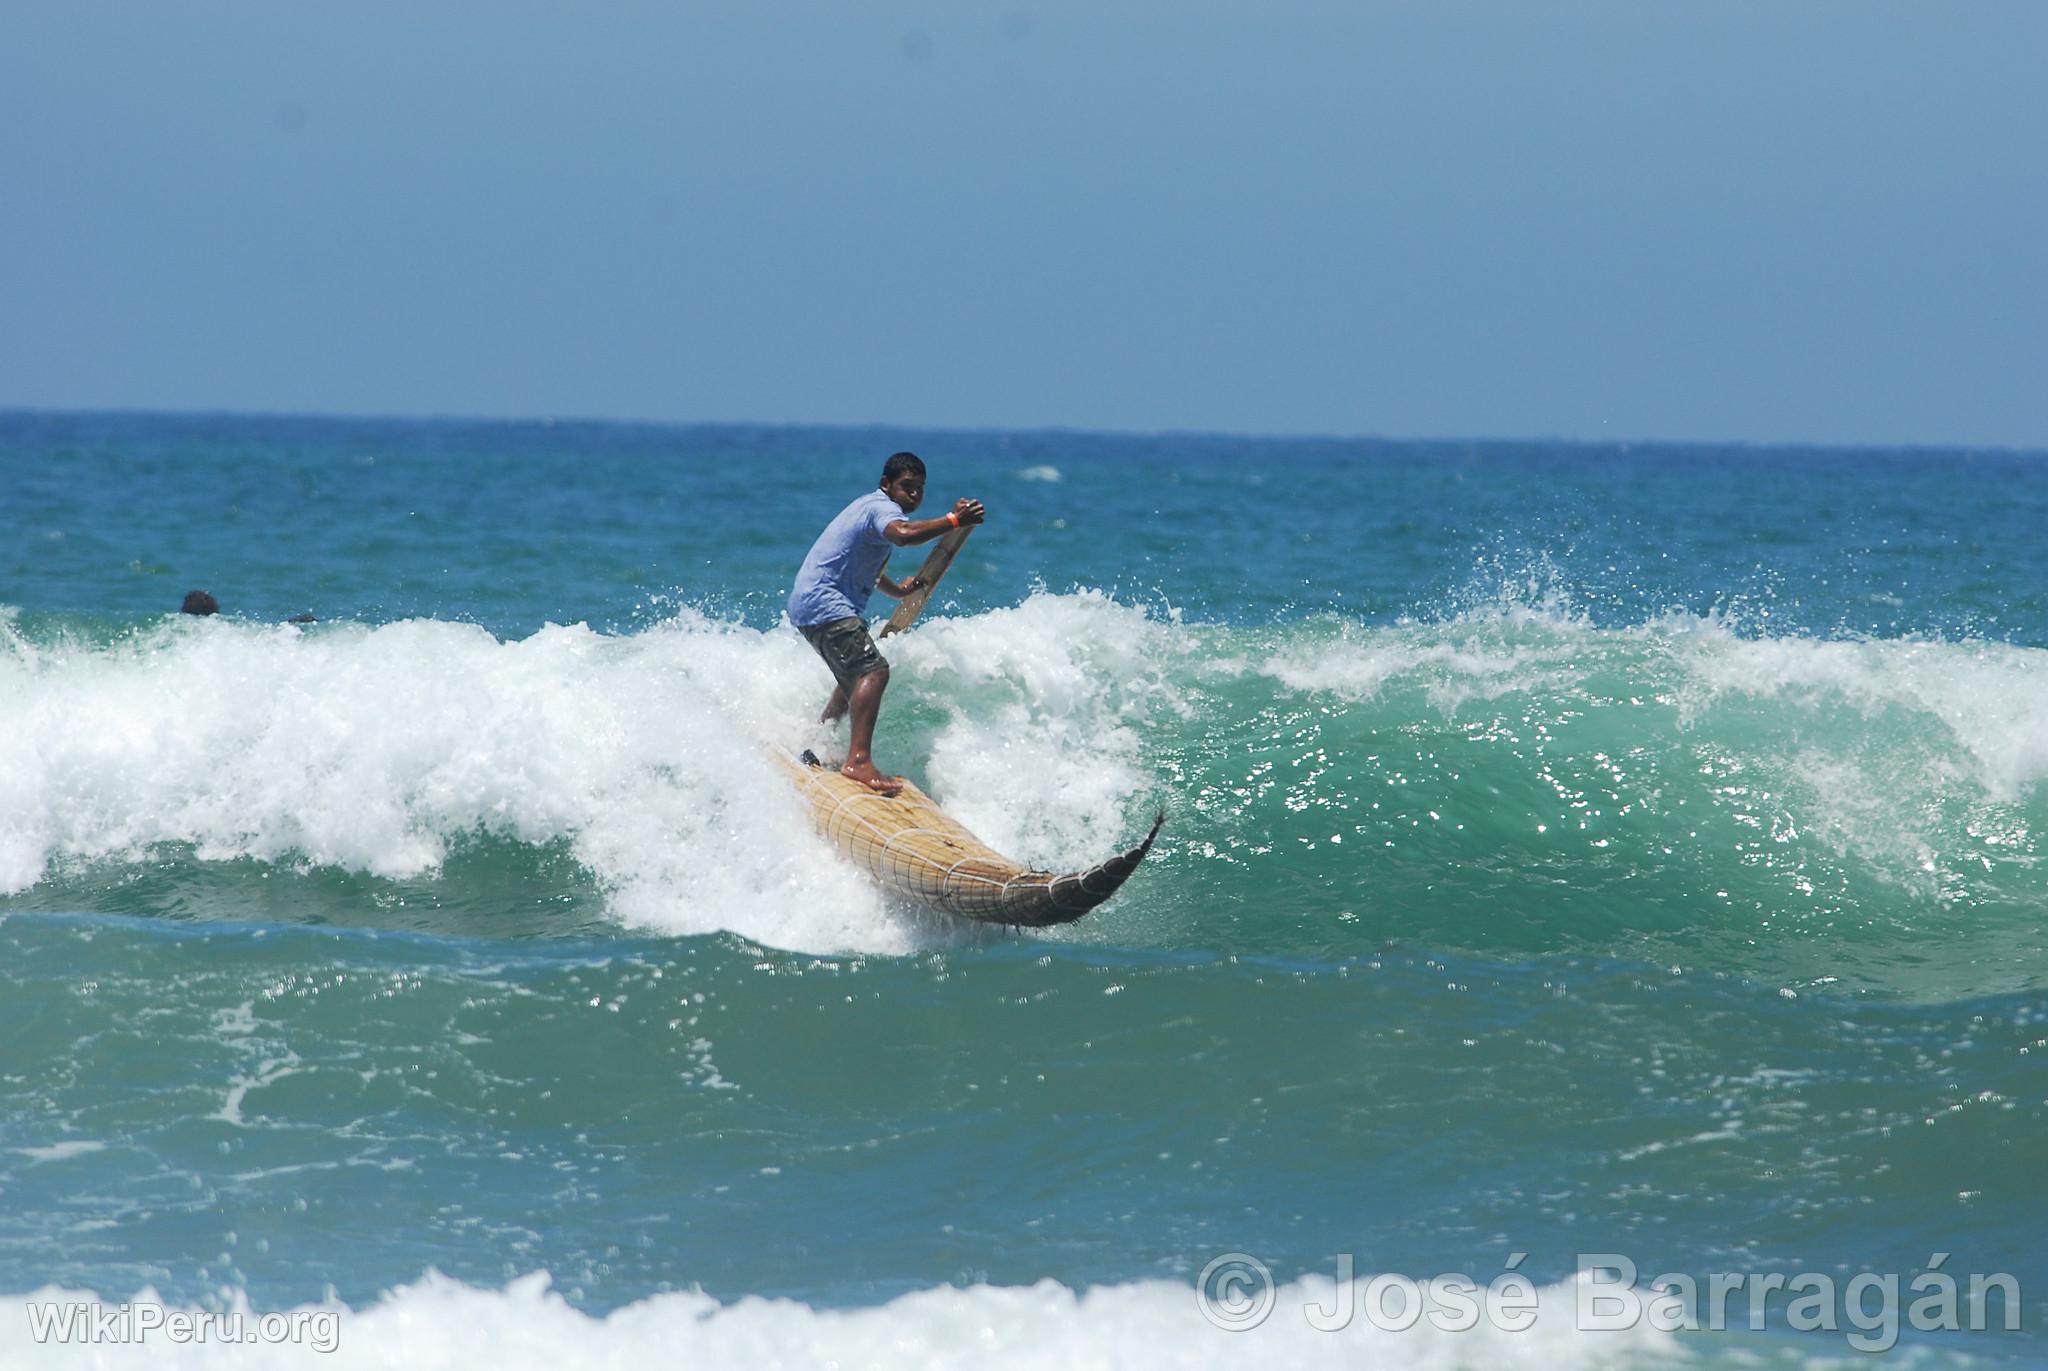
left=880, top=451, right=926, bottom=513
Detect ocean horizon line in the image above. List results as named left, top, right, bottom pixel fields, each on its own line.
left=5, top=403, right=2043, bottom=461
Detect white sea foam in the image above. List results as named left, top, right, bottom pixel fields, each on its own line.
left=0, top=597, right=1166, bottom=953
left=0, top=1270, right=1686, bottom=1370
left=1255, top=607, right=2048, bottom=902
left=1261, top=629, right=1583, bottom=715
left=7, top=598, right=2039, bottom=948
left=1653, top=620, right=2048, bottom=896
left=1014, top=465, right=1063, bottom=483
left=898, top=590, right=1178, bottom=871
left=1656, top=617, right=2048, bottom=802
left=1259, top=607, right=2048, bottom=800
left=10, top=1141, right=105, bottom=1165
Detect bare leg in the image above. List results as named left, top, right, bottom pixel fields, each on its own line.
left=839, top=667, right=903, bottom=795
left=820, top=682, right=849, bottom=723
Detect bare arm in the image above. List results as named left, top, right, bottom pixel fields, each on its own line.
left=875, top=569, right=919, bottom=599
left=884, top=498, right=986, bottom=547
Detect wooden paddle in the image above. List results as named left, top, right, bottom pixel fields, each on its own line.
left=879, top=524, right=974, bottom=638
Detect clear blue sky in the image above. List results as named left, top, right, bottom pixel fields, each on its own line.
left=5, top=1, right=2043, bottom=447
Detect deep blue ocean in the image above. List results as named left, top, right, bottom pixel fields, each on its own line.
left=3, top=411, right=2045, bottom=1366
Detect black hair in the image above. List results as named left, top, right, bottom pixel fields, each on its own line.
left=880, top=451, right=926, bottom=486
left=180, top=590, right=219, bottom=616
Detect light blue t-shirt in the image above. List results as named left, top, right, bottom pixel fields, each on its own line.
left=786, top=490, right=905, bottom=627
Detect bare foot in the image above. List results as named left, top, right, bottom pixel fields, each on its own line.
left=841, top=759, right=904, bottom=796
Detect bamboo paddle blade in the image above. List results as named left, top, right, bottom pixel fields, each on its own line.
left=774, top=751, right=1163, bottom=925
left=879, top=524, right=974, bottom=638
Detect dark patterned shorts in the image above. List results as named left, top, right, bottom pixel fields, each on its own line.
left=798, top=616, right=889, bottom=691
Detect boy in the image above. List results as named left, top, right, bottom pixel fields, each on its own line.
left=787, top=452, right=986, bottom=795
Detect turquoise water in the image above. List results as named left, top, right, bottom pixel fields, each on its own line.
left=3, top=412, right=2045, bottom=1365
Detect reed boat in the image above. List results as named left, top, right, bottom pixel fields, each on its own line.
left=775, top=750, right=1163, bottom=925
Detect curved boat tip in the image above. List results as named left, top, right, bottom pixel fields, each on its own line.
left=1000, top=811, right=1166, bottom=927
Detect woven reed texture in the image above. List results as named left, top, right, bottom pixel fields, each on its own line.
left=774, top=753, right=1160, bottom=925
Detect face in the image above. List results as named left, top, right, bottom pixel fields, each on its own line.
left=883, top=472, right=925, bottom=513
